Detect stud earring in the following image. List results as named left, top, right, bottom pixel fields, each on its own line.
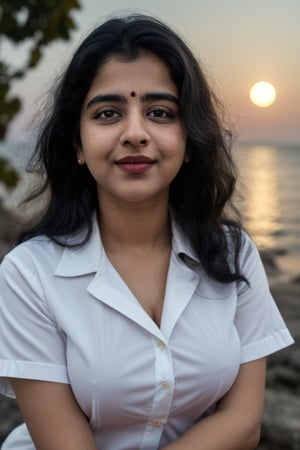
left=77, top=158, right=85, bottom=165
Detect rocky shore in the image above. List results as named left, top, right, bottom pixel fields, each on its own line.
left=0, top=204, right=299, bottom=448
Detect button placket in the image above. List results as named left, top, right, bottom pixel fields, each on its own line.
left=140, top=336, right=175, bottom=448
left=153, top=338, right=174, bottom=423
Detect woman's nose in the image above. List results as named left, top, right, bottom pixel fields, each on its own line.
left=120, top=114, right=150, bottom=147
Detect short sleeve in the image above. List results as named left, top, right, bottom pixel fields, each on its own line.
left=235, top=233, right=294, bottom=363
left=0, top=250, right=69, bottom=398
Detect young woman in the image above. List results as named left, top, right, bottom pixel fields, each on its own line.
left=0, top=14, right=293, bottom=450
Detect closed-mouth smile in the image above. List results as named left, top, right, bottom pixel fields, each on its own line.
left=115, top=156, right=156, bottom=174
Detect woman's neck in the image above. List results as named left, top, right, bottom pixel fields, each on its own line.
left=98, top=196, right=171, bottom=253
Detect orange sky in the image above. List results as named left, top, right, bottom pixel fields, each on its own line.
left=3, top=0, right=300, bottom=144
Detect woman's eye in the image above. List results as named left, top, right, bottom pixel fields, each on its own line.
left=95, top=110, right=120, bottom=120
left=148, top=109, right=172, bottom=119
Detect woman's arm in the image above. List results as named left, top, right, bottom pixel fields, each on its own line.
left=162, top=358, right=266, bottom=450
left=10, top=378, right=98, bottom=450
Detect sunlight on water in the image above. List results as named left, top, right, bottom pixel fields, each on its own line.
left=235, top=145, right=281, bottom=250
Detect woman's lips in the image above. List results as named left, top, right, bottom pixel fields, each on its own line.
left=115, top=156, right=155, bottom=174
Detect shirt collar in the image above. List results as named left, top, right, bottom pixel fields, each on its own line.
left=170, top=216, right=201, bottom=266
left=54, top=215, right=103, bottom=277
left=54, top=213, right=200, bottom=277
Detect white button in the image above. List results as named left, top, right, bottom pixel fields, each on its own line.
left=157, top=341, right=166, bottom=349
left=161, top=382, right=169, bottom=389
left=152, top=420, right=162, bottom=427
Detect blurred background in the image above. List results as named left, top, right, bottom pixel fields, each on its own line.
left=1, top=1, right=299, bottom=448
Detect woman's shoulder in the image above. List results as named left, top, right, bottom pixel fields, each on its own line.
left=1, top=235, right=65, bottom=275
left=238, top=229, right=259, bottom=260
left=222, top=224, right=255, bottom=254
left=1, top=220, right=100, bottom=279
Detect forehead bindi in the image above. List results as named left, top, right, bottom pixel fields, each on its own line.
left=130, top=91, right=136, bottom=97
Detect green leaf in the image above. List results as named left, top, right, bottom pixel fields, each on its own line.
left=0, top=157, right=19, bottom=188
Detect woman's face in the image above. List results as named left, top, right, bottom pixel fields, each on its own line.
left=78, top=52, right=186, bottom=207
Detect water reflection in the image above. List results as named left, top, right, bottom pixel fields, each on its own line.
left=235, top=145, right=281, bottom=250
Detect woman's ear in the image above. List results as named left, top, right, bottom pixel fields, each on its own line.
left=184, top=150, right=190, bottom=163
left=74, top=141, right=85, bottom=165
left=183, top=144, right=191, bottom=163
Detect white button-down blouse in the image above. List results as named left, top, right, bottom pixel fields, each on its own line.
left=0, top=218, right=294, bottom=450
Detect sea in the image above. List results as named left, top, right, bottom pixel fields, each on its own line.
left=1, top=141, right=300, bottom=279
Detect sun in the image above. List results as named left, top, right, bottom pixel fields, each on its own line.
left=249, top=81, right=277, bottom=108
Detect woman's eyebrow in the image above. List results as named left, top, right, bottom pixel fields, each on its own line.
left=86, top=94, right=126, bottom=109
left=142, top=92, right=179, bottom=105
